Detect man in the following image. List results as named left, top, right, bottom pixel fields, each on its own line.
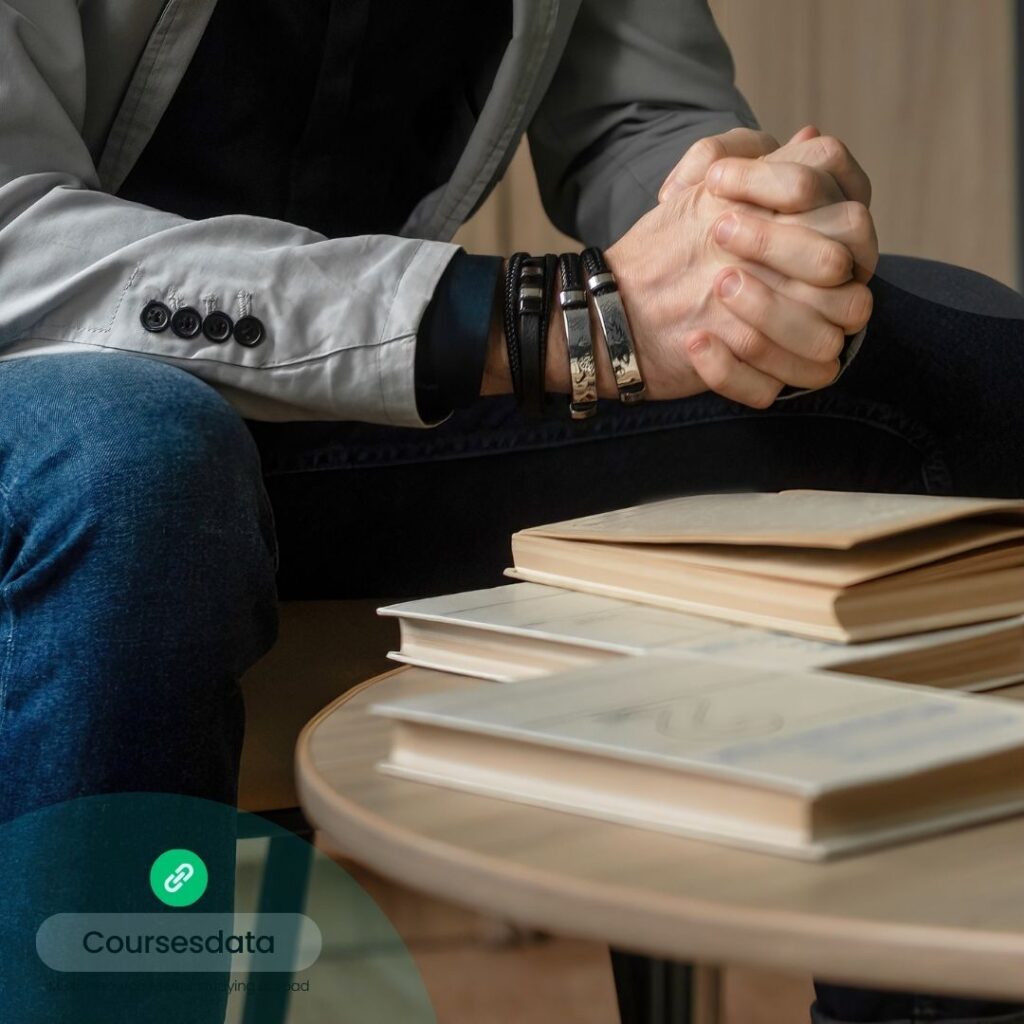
left=1, top=1, right=1023, bottom=1022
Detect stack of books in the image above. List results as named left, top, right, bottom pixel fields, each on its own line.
left=371, top=491, right=1024, bottom=859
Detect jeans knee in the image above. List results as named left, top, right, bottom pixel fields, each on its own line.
left=0, top=355, right=277, bottom=651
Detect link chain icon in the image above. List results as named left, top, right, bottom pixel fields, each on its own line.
left=150, top=850, right=209, bottom=907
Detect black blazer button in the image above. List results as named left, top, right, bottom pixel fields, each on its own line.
left=202, top=310, right=234, bottom=343
left=171, top=306, right=203, bottom=339
left=233, top=315, right=265, bottom=347
left=140, top=300, right=171, bottom=333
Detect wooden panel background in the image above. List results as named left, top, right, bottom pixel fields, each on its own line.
left=456, top=0, right=1019, bottom=288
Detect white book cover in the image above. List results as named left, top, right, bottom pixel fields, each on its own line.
left=380, top=583, right=1024, bottom=685
left=373, top=654, right=1024, bottom=795
left=372, top=655, right=1024, bottom=858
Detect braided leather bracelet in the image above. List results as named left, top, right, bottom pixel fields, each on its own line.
left=503, top=252, right=526, bottom=403
left=580, top=246, right=646, bottom=404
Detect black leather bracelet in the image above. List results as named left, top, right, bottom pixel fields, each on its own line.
left=557, top=252, right=597, bottom=420
left=580, top=246, right=646, bottom=404
left=516, top=254, right=557, bottom=419
left=503, top=252, right=527, bottom=402
left=517, top=257, right=545, bottom=418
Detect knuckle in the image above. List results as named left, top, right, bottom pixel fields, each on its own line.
left=844, top=201, right=873, bottom=238
left=811, top=323, right=845, bottom=362
left=817, top=241, right=853, bottom=283
left=745, top=220, right=771, bottom=263
left=791, top=166, right=821, bottom=206
left=727, top=127, right=756, bottom=141
left=713, top=158, right=749, bottom=194
left=706, top=371, right=730, bottom=393
left=695, top=137, right=728, bottom=165
left=700, top=357, right=730, bottom=390
left=734, top=326, right=769, bottom=363
left=815, top=135, right=849, bottom=168
left=845, top=284, right=874, bottom=330
left=811, top=359, right=842, bottom=389
left=748, top=385, right=779, bottom=410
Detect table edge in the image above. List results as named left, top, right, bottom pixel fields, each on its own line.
left=295, top=668, right=1024, bottom=999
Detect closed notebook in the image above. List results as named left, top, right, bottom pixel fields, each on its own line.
left=379, top=583, right=1024, bottom=690
left=505, top=490, right=1024, bottom=642
left=372, top=654, right=1024, bottom=860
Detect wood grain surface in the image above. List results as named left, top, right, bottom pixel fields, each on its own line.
left=297, top=666, right=1024, bottom=1001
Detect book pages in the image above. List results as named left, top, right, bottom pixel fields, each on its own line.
left=381, top=583, right=1022, bottom=669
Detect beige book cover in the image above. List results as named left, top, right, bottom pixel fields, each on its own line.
left=507, top=491, right=1024, bottom=642
left=522, top=491, right=1024, bottom=549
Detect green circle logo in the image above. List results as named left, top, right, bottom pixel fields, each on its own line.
left=149, top=849, right=208, bottom=907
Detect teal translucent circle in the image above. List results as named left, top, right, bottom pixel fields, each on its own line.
left=0, top=792, right=438, bottom=1024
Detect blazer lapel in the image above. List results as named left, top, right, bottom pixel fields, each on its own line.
left=96, top=0, right=219, bottom=194
left=94, top=0, right=582, bottom=240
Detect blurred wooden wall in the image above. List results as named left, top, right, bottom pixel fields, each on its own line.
left=456, top=0, right=1019, bottom=288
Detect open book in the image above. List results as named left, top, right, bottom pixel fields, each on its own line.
left=506, top=491, right=1024, bottom=642
left=372, top=654, right=1024, bottom=859
left=380, top=583, right=1024, bottom=690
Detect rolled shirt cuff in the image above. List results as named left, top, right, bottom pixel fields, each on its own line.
left=415, top=252, right=503, bottom=423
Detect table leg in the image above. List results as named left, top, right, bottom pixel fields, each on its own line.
left=611, top=950, right=715, bottom=1024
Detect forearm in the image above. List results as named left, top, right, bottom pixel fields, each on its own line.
left=529, top=0, right=757, bottom=247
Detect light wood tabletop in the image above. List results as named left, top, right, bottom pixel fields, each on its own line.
left=296, top=666, right=1024, bottom=1001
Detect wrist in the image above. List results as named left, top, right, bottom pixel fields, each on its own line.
left=480, top=259, right=512, bottom=396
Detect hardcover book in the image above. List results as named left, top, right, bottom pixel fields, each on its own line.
left=505, top=491, right=1024, bottom=642
left=372, top=654, right=1024, bottom=859
left=380, top=582, right=1024, bottom=690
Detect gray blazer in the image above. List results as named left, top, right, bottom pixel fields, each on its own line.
left=0, top=0, right=756, bottom=424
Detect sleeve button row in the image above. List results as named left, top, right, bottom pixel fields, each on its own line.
left=140, top=301, right=264, bottom=347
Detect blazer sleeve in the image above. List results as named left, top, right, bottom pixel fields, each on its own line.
left=0, top=0, right=460, bottom=426
left=528, top=0, right=759, bottom=249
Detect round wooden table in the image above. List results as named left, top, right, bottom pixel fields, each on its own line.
left=296, top=667, right=1024, bottom=1003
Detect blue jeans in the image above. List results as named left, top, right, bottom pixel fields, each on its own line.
left=1, top=256, right=1023, bottom=1022
left=0, top=354, right=278, bottom=823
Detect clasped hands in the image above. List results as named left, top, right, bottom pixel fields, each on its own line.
left=606, top=125, right=878, bottom=408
